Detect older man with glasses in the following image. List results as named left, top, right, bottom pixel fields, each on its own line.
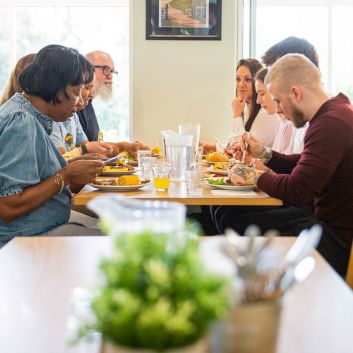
left=77, top=51, right=117, bottom=141
left=78, top=50, right=149, bottom=157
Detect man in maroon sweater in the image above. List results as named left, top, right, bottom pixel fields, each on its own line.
left=215, top=54, right=353, bottom=276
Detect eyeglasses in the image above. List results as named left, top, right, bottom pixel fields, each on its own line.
left=94, top=65, right=118, bottom=77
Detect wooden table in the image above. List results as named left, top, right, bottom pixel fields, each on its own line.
left=0, top=236, right=352, bottom=353
left=74, top=180, right=283, bottom=207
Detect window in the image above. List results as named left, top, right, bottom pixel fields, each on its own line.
left=240, top=0, right=353, bottom=100
left=0, top=0, right=129, bottom=141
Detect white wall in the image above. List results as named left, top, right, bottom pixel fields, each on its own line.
left=132, top=0, right=237, bottom=146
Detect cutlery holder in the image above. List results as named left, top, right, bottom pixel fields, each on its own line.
left=221, top=299, right=282, bottom=353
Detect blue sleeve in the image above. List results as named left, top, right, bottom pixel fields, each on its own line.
left=0, top=113, right=45, bottom=197
left=50, top=122, right=65, bottom=149
left=74, top=114, right=88, bottom=145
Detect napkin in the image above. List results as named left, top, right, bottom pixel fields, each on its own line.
left=210, top=190, right=269, bottom=198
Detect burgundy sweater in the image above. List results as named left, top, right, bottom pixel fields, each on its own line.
left=258, top=93, right=353, bottom=241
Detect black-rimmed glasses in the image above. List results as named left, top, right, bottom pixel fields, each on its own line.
left=94, top=65, right=118, bottom=77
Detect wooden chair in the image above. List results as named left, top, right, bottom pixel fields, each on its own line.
left=346, top=242, right=353, bottom=290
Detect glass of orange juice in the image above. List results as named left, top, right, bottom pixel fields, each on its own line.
left=153, top=163, right=172, bottom=192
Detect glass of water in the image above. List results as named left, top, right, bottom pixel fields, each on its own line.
left=185, top=169, right=203, bottom=196
left=137, top=150, right=152, bottom=168
left=140, top=156, right=157, bottom=178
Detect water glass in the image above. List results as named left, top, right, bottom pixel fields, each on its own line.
left=178, top=122, right=201, bottom=157
left=185, top=169, right=203, bottom=196
left=195, top=146, right=204, bottom=168
left=153, top=163, right=172, bottom=192
left=137, top=150, right=152, bottom=168
left=140, top=156, right=157, bottom=178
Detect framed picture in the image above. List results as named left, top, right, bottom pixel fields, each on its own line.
left=146, top=0, right=222, bottom=40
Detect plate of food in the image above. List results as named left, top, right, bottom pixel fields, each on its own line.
left=204, top=151, right=229, bottom=165
left=100, top=165, right=138, bottom=176
left=205, top=177, right=256, bottom=191
left=90, top=176, right=151, bottom=192
left=205, top=162, right=230, bottom=175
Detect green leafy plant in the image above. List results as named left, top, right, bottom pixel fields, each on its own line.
left=83, top=230, right=229, bottom=351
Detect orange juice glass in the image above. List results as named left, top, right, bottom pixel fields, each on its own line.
left=152, top=164, right=172, bottom=192
left=154, top=177, right=170, bottom=191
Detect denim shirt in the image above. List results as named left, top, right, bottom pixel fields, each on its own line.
left=0, top=93, right=71, bottom=243
left=50, top=113, right=88, bottom=152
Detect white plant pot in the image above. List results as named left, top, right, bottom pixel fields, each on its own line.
left=101, top=337, right=207, bottom=353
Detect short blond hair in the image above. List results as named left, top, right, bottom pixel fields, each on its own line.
left=265, top=53, right=322, bottom=92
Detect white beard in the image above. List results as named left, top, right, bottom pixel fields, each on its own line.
left=95, top=81, right=113, bottom=101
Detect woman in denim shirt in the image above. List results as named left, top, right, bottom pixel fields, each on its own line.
left=0, top=44, right=104, bottom=245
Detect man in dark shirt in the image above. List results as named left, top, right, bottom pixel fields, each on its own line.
left=215, top=54, right=353, bottom=276
left=78, top=50, right=116, bottom=141
left=77, top=100, right=99, bottom=142
left=79, top=51, right=150, bottom=156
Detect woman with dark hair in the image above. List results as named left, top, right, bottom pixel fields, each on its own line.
left=0, top=44, right=104, bottom=245
left=200, top=58, right=279, bottom=155
left=228, top=58, right=279, bottom=148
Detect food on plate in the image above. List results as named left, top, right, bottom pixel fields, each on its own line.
left=93, top=176, right=150, bottom=186
left=93, top=178, right=119, bottom=186
left=212, top=162, right=229, bottom=171
left=228, top=158, right=242, bottom=168
left=118, top=175, right=140, bottom=186
left=205, top=152, right=229, bottom=162
left=151, top=146, right=161, bottom=156
left=207, top=177, right=254, bottom=186
left=207, top=177, right=229, bottom=185
left=103, top=165, right=134, bottom=173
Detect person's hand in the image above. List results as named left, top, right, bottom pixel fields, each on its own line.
left=200, top=142, right=216, bottom=154
left=228, top=163, right=264, bottom=186
left=251, top=159, right=271, bottom=172
left=85, top=141, right=114, bottom=156
left=224, top=142, right=242, bottom=159
left=62, top=159, right=104, bottom=185
left=116, top=141, right=150, bottom=159
left=240, top=133, right=264, bottom=159
left=232, top=96, right=247, bottom=117
left=67, top=153, right=106, bottom=163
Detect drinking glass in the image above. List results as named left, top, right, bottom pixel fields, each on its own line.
left=185, top=169, right=203, bottom=196
left=88, top=196, right=187, bottom=235
left=194, top=146, right=204, bottom=169
left=153, top=163, right=172, bottom=192
left=137, top=150, right=152, bottom=168
left=178, top=122, right=201, bottom=162
left=140, top=156, right=157, bottom=178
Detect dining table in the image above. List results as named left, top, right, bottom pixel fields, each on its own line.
left=0, top=236, right=352, bottom=353
left=73, top=158, right=283, bottom=209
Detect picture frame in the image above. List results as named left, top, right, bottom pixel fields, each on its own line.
left=146, top=0, right=222, bottom=40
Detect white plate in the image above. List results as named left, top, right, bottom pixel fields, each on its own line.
left=209, top=184, right=256, bottom=191
left=100, top=167, right=139, bottom=176
left=89, top=181, right=151, bottom=192
left=206, top=178, right=256, bottom=190
left=205, top=167, right=229, bottom=176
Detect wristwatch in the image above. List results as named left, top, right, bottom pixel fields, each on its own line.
left=80, top=144, right=88, bottom=155
left=261, top=146, right=272, bottom=164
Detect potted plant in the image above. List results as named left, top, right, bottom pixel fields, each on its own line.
left=78, top=229, right=229, bottom=353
